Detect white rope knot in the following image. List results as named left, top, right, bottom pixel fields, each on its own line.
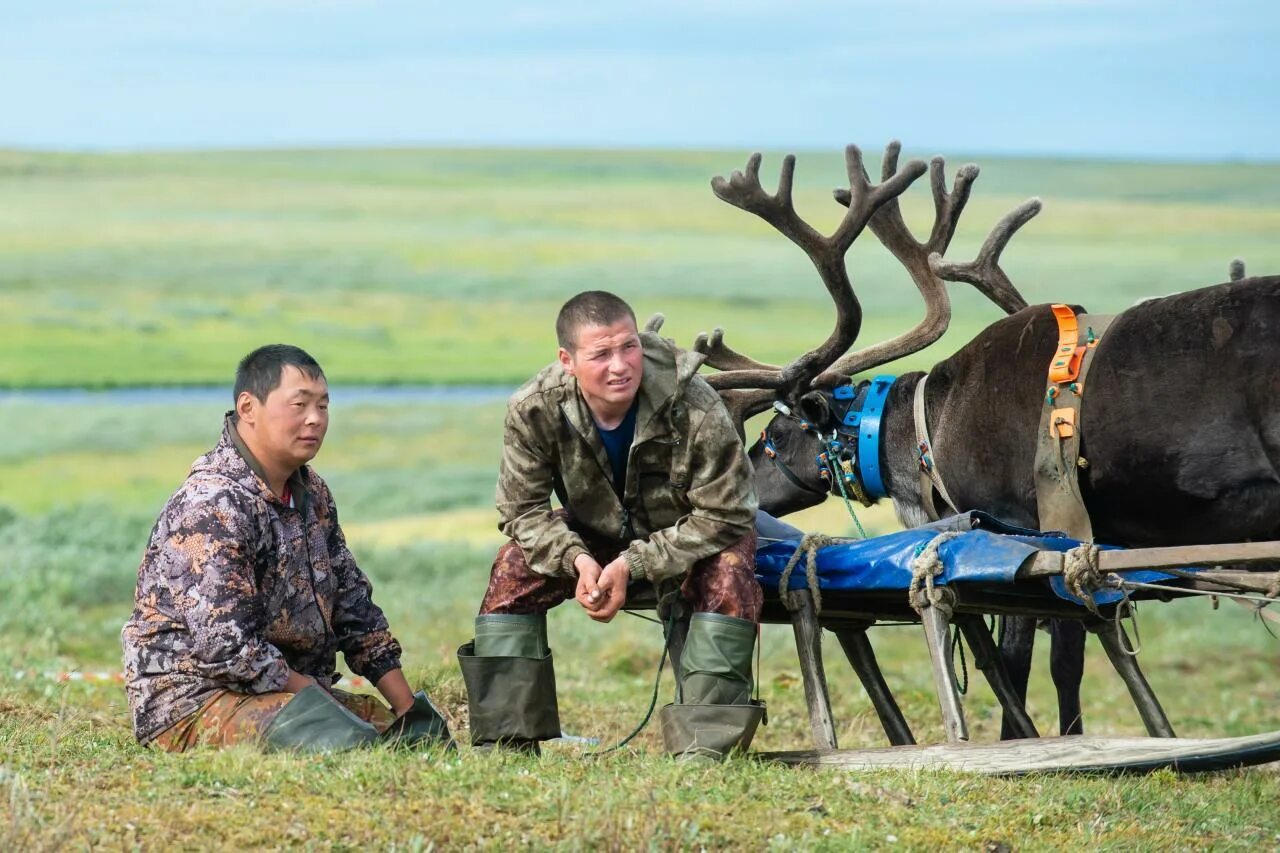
left=908, top=531, right=964, bottom=618
left=778, top=533, right=840, bottom=613
left=1063, top=542, right=1104, bottom=614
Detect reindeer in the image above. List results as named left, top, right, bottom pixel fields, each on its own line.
left=684, top=142, right=1280, bottom=739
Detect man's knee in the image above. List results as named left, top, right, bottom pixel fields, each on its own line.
left=684, top=533, right=763, bottom=622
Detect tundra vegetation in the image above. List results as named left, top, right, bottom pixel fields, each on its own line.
left=1, top=148, right=1279, bottom=848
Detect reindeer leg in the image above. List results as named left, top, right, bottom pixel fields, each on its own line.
left=998, top=615, right=1036, bottom=740
left=1049, top=620, right=1086, bottom=735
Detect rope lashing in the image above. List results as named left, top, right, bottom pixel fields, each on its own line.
left=778, top=533, right=843, bottom=614
left=908, top=530, right=964, bottom=619
left=1062, top=542, right=1104, bottom=615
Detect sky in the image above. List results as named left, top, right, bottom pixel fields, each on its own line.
left=1, top=0, right=1276, bottom=161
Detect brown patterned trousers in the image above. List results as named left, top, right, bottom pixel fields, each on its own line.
left=151, top=687, right=395, bottom=752
left=480, top=514, right=762, bottom=622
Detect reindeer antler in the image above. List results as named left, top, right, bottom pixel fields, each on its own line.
left=706, top=145, right=927, bottom=401
left=816, top=142, right=1036, bottom=386
left=929, top=199, right=1039, bottom=314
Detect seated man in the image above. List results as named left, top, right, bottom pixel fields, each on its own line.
left=122, top=344, right=448, bottom=752
left=459, top=291, right=763, bottom=759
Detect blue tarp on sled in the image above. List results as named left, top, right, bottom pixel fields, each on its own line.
left=754, top=512, right=1181, bottom=606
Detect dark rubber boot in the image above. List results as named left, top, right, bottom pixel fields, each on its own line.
left=659, top=612, right=765, bottom=761
left=378, top=690, right=456, bottom=751
left=261, top=685, right=379, bottom=753
left=459, top=614, right=560, bottom=754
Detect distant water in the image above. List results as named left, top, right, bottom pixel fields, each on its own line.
left=0, top=385, right=516, bottom=405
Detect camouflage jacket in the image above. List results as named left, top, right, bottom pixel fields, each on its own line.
left=121, top=416, right=402, bottom=745
left=496, top=330, right=758, bottom=582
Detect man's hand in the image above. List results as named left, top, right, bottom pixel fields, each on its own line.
left=586, top=556, right=630, bottom=623
left=574, top=553, right=604, bottom=611
left=376, top=668, right=417, bottom=717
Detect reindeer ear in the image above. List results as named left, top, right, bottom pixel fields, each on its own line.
left=796, top=391, right=832, bottom=428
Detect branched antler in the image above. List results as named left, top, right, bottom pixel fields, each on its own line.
left=706, top=145, right=926, bottom=400
left=815, top=142, right=1038, bottom=386
left=928, top=199, right=1039, bottom=314
left=816, top=142, right=975, bottom=385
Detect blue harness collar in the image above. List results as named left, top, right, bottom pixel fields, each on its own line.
left=829, top=374, right=895, bottom=501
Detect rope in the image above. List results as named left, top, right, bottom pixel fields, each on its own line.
left=908, top=531, right=964, bottom=618
left=1108, top=576, right=1280, bottom=611
left=821, top=450, right=871, bottom=537
left=587, top=601, right=678, bottom=756
left=1113, top=588, right=1142, bottom=657
left=1268, top=574, right=1280, bottom=600
left=1062, top=543, right=1104, bottom=615
left=950, top=627, right=969, bottom=695
left=778, top=533, right=840, bottom=613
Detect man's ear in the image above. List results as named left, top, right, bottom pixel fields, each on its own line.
left=235, top=391, right=257, bottom=425
left=557, top=347, right=575, bottom=376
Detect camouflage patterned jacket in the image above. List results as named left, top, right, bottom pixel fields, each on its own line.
left=496, top=330, right=758, bottom=582
left=121, top=416, right=402, bottom=745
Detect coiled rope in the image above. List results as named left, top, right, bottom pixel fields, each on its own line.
left=1062, top=542, right=1104, bottom=615
left=778, top=533, right=845, bottom=614
left=908, top=531, right=964, bottom=619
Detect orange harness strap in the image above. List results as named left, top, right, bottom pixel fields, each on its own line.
left=1034, top=305, right=1114, bottom=541
left=1048, top=304, right=1085, bottom=384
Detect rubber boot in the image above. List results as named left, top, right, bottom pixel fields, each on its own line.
left=659, top=612, right=765, bottom=762
left=261, top=684, right=379, bottom=753
left=458, top=613, right=560, bottom=755
left=378, top=690, right=456, bottom=751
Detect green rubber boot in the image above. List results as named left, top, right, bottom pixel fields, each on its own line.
left=659, top=612, right=766, bottom=762
left=378, top=690, right=455, bottom=751
left=261, top=684, right=379, bottom=753
left=459, top=613, right=560, bottom=755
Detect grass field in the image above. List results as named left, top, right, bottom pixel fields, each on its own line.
left=3, top=147, right=1280, bottom=848
left=3, top=146, right=1279, bottom=387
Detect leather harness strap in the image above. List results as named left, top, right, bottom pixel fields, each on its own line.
left=913, top=373, right=959, bottom=522
left=1033, top=306, right=1114, bottom=541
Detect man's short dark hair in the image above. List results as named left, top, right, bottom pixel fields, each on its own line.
left=555, top=291, right=637, bottom=351
left=234, top=344, right=325, bottom=404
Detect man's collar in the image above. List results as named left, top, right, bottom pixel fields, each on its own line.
left=223, top=413, right=309, bottom=510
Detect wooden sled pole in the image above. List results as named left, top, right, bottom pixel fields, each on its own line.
left=832, top=626, right=916, bottom=746
left=921, top=605, right=969, bottom=742
left=1091, top=622, right=1176, bottom=738
left=953, top=614, right=1039, bottom=740
left=789, top=590, right=839, bottom=750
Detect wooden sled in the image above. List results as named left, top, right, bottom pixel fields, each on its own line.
left=759, top=730, right=1280, bottom=776
left=633, top=526, right=1280, bottom=774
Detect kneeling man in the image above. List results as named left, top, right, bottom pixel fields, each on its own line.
left=122, top=345, right=448, bottom=752
left=460, top=291, right=763, bottom=759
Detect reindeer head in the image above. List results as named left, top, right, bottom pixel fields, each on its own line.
left=693, top=142, right=1040, bottom=519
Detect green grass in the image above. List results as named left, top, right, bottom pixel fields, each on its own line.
left=5, top=147, right=1280, bottom=847
left=3, top=399, right=1280, bottom=848
left=2, top=147, right=1278, bottom=387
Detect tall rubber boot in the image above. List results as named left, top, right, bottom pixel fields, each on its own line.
left=458, top=613, right=560, bottom=754
left=659, top=612, right=766, bottom=762
left=261, top=684, right=379, bottom=753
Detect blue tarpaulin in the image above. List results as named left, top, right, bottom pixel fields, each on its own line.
left=754, top=513, right=1182, bottom=607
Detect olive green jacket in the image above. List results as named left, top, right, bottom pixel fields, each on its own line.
left=496, top=331, right=758, bottom=582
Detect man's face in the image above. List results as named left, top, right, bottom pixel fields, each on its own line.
left=559, top=319, right=644, bottom=414
left=237, top=366, right=330, bottom=471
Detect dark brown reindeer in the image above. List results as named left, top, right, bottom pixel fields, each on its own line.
left=684, top=141, right=1280, bottom=740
